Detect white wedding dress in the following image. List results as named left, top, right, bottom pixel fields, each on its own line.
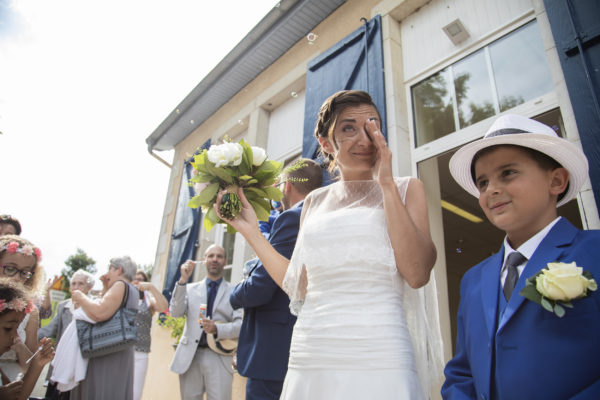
left=280, top=178, right=443, bottom=400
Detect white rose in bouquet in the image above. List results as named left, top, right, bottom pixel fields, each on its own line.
left=251, top=146, right=267, bottom=166
left=207, top=142, right=244, bottom=168
left=536, top=262, right=596, bottom=301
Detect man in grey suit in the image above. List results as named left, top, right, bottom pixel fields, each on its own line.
left=169, top=244, right=242, bottom=400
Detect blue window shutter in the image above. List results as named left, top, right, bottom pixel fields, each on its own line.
left=302, top=15, right=386, bottom=160
left=163, top=140, right=210, bottom=300
left=544, top=0, right=600, bottom=209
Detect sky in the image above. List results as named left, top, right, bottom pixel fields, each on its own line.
left=0, top=0, right=277, bottom=285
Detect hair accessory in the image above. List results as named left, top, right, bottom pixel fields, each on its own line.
left=0, top=298, right=34, bottom=314
left=449, top=114, right=589, bottom=207
left=0, top=242, right=42, bottom=261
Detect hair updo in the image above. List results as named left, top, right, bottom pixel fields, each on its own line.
left=314, top=90, right=381, bottom=169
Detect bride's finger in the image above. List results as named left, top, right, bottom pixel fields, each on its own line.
left=365, top=119, right=387, bottom=150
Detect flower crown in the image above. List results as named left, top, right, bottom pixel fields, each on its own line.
left=0, top=298, right=34, bottom=314
left=0, top=242, right=42, bottom=261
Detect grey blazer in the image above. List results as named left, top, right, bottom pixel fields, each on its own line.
left=169, top=279, right=242, bottom=375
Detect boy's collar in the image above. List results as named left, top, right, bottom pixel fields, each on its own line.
left=503, top=216, right=562, bottom=262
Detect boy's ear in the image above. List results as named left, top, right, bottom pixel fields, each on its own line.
left=549, top=167, right=569, bottom=197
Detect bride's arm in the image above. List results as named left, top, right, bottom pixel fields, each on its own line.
left=215, top=188, right=290, bottom=287
left=365, top=120, right=436, bottom=288
left=381, top=178, right=436, bottom=289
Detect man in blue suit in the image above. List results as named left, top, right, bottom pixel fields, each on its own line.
left=230, top=158, right=323, bottom=400
left=443, top=114, right=600, bottom=400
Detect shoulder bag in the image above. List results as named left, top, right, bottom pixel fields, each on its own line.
left=76, top=281, right=137, bottom=358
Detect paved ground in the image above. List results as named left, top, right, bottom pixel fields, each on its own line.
left=30, top=363, right=49, bottom=398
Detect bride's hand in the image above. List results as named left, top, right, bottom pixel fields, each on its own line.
left=365, top=119, right=393, bottom=185
left=214, top=187, right=259, bottom=237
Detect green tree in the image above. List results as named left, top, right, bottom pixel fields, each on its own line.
left=61, top=248, right=97, bottom=290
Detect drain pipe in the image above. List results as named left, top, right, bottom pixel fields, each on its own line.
left=147, top=141, right=172, bottom=168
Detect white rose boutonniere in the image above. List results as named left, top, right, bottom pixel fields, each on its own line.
left=519, top=261, right=597, bottom=317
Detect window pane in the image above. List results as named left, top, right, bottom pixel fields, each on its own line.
left=453, top=50, right=496, bottom=128
left=490, top=21, right=554, bottom=111
left=223, top=232, right=236, bottom=264
left=412, top=68, right=456, bottom=146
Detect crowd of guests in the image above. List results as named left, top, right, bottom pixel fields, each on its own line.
left=2, top=89, right=599, bottom=400
left=0, top=216, right=167, bottom=399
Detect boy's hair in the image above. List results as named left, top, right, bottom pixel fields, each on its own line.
left=282, top=158, right=323, bottom=195
left=471, top=144, right=568, bottom=202
left=0, top=278, right=33, bottom=316
left=0, top=235, right=44, bottom=294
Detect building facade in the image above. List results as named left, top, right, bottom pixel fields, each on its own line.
left=144, top=0, right=600, bottom=398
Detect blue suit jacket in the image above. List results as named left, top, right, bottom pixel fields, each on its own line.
left=229, top=203, right=301, bottom=381
left=442, top=218, right=600, bottom=400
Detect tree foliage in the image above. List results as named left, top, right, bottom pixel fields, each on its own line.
left=61, top=248, right=97, bottom=290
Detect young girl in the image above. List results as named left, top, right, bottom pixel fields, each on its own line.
left=0, top=235, right=45, bottom=381
left=0, top=278, right=54, bottom=400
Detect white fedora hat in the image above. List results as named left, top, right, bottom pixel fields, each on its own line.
left=449, top=114, right=588, bottom=207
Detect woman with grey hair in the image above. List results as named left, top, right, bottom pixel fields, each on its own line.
left=39, top=270, right=95, bottom=399
left=70, top=256, right=139, bottom=400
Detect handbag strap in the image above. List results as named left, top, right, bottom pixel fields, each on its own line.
left=118, top=280, right=130, bottom=309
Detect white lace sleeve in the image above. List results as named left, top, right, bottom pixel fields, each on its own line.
left=390, top=177, right=445, bottom=398
left=281, top=192, right=313, bottom=316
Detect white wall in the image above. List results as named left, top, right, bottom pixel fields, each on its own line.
left=400, top=0, right=534, bottom=81
left=266, top=90, right=305, bottom=161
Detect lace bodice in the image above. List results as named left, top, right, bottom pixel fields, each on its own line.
left=282, top=177, right=444, bottom=397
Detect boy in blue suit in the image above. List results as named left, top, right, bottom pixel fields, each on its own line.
left=442, top=114, right=600, bottom=400
left=230, top=159, right=322, bottom=400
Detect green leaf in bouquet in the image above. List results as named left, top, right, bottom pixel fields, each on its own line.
left=239, top=139, right=253, bottom=175
left=263, top=186, right=284, bottom=201
left=192, top=152, right=209, bottom=173
left=188, top=195, right=204, bottom=209
left=190, top=172, right=214, bottom=183
left=203, top=207, right=219, bottom=232
left=205, top=162, right=234, bottom=184
left=246, top=179, right=259, bottom=185
left=223, top=167, right=238, bottom=177
left=248, top=198, right=271, bottom=222
left=195, top=182, right=220, bottom=205
left=238, top=175, right=253, bottom=181
left=245, top=187, right=268, bottom=198
left=261, top=177, right=277, bottom=186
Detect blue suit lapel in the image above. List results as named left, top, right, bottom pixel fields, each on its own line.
left=481, top=250, right=504, bottom=340
left=498, top=218, right=577, bottom=331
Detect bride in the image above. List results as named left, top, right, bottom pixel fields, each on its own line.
left=216, top=90, right=444, bottom=399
